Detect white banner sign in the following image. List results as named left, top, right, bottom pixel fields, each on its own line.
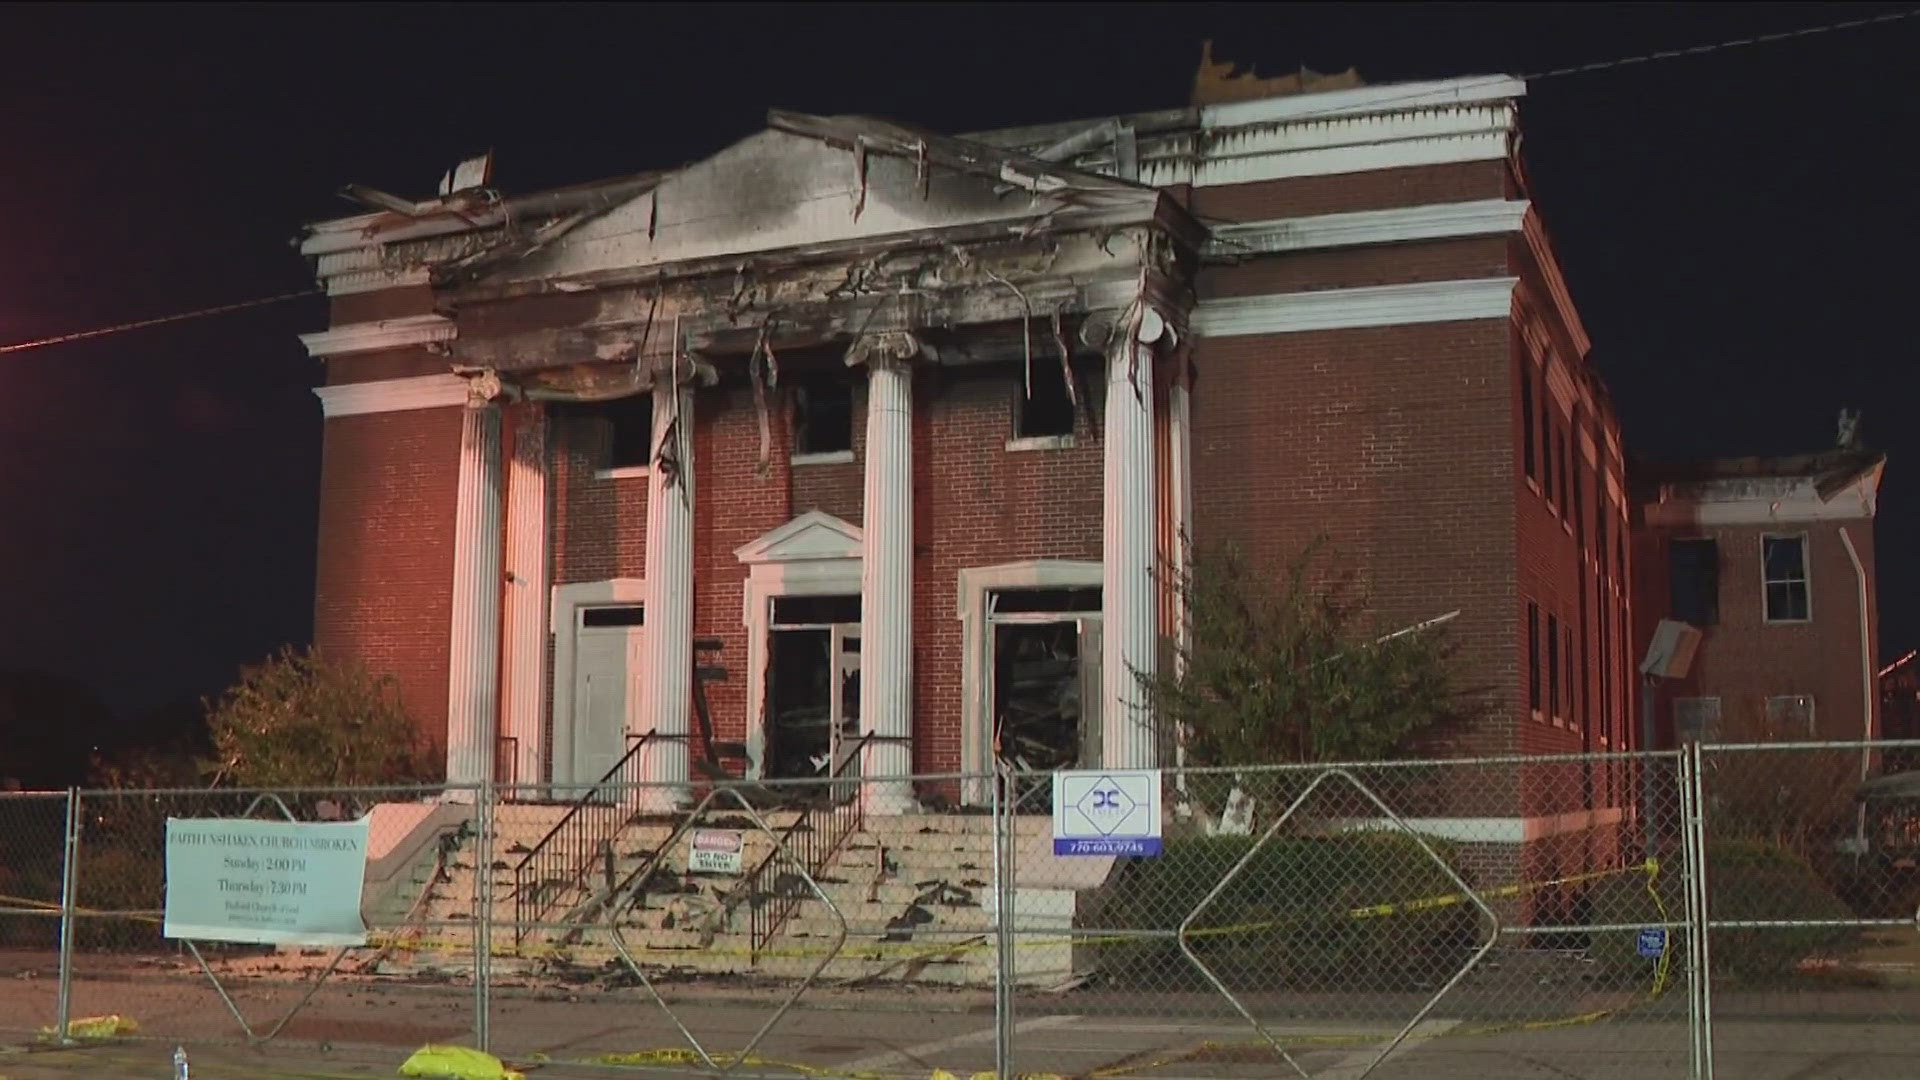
left=164, top=817, right=371, bottom=946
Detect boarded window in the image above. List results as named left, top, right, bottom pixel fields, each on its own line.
left=1763, top=535, right=1810, bottom=622
left=1765, top=694, right=1817, bottom=737
left=1669, top=538, right=1719, bottom=627
left=1674, top=696, right=1722, bottom=743
left=793, top=373, right=854, bottom=455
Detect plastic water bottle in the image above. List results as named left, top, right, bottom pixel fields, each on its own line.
left=173, top=1045, right=190, bottom=1080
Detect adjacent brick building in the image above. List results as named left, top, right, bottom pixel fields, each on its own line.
left=1631, top=440, right=1885, bottom=748
left=297, top=73, right=1631, bottom=845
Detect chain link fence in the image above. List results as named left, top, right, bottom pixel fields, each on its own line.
left=2, top=745, right=1915, bottom=1078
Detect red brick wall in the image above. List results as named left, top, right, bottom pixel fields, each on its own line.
left=534, top=363, right=1108, bottom=775
left=1198, top=237, right=1508, bottom=299
left=551, top=408, right=650, bottom=586
left=1634, top=516, right=1878, bottom=745
left=1189, top=160, right=1508, bottom=222
left=913, top=365, right=1105, bottom=773
left=311, top=406, right=462, bottom=757
left=1188, top=320, right=1521, bottom=760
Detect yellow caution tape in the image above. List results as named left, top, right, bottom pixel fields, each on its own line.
left=37, top=1014, right=139, bottom=1041
left=1089, top=859, right=1677, bottom=1078
left=397, top=1044, right=524, bottom=1080
left=354, top=859, right=1660, bottom=967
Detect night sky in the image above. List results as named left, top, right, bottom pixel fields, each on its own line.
left=3, top=3, right=1915, bottom=770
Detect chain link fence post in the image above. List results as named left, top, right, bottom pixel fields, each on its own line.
left=1678, top=746, right=1704, bottom=1080
left=53, top=786, right=81, bottom=1045
left=1689, top=741, right=1714, bottom=1080
left=474, top=780, right=493, bottom=1053
left=990, top=764, right=1011, bottom=1079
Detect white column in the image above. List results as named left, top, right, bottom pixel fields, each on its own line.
left=1167, top=365, right=1195, bottom=803
left=1103, top=335, right=1158, bottom=769
left=859, top=355, right=915, bottom=812
left=445, top=396, right=504, bottom=795
left=502, top=405, right=550, bottom=798
left=639, top=378, right=693, bottom=808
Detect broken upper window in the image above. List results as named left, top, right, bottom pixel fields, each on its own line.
left=1763, top=534, right=1810, bottom=622
left=1669, top=538, right=1719, bottom=627
left=1014, top=357, right=1080, bottom=439
left=567, top=393, right=653, bottom=472
left=793, top=372, right=854, bottom=456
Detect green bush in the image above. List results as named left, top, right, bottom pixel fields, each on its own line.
left=1084, top=832, right=1481, bottom=991
left=1587, top=841, right=1858, bottom=985
left=74, top=844, right=167, bottom=951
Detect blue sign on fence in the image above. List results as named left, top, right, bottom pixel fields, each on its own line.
left=1637, top=927, right=1668, bottom=958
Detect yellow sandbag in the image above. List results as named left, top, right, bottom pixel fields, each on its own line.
left=397, top=1044, right=524, bottom=1080
left=39, top=1014, right=139, bottom=1040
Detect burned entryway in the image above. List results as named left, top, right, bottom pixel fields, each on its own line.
left=990, top=587, right=1100, bottom=798
left=766, top=594, right=861, bottom=780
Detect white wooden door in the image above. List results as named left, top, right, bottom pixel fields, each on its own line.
left=568, top=610, right=645, bottom=797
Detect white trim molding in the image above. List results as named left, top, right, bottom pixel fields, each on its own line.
left=1206, top=199, right=1529, bottom=258
left=735, top=511, right=866, bottom=778
left=315, top=373, right=469, bottom=418
left=299, top=314, right=456, bottom=358
left=1193, top=277, right=1518, bottom=337
left=956, top=559, right=1105, bottom=804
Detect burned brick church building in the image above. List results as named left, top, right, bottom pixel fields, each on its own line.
left=298, top=72, right=1630, bottom=817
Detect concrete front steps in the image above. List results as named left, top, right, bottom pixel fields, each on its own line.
left=366, top=807, right=1083, bottom=987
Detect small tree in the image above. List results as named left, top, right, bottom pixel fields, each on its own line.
left=206, top=646, right=429, bottom=789
left=1141, top=542, right=1466, bottom=768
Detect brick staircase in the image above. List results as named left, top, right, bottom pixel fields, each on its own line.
left=371, top=805, right=1075, bottom=987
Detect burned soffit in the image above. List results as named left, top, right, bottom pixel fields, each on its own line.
left=408, top=118, right=1198, bottom=379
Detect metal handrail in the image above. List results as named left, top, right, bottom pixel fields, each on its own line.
left=745, top=733, right=875, bottom=957
left=511, top=729, right=659, bottom=945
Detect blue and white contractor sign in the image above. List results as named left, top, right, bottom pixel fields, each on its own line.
left=1052, top=769, right=1163, bottom=856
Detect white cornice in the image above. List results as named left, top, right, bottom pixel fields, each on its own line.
left=1144, top=130, right=1510, bottom=188
left=299, top=314, right=456, bottom=358
left=1193, top=277, right=1517, bottom=337
left=1206, top=199, right=1528, bottom=258
left=314, top=374, right=469, bottom=418
left=1200, top=75, right=1526, bottom=128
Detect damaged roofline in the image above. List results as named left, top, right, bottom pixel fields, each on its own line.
left=440, top=190, right=1205, bottom=308
left=299, top=172, right=665, bottom=257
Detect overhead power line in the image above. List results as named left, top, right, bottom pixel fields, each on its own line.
left=2, top=8, right=1915, bottom=359
left=0, top=289, right=321, bottom=357
left=1527, top=7, right=1920, bottom=81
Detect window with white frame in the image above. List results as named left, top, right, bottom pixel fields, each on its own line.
left=1762, top=534, right=1810, bottom=623
left=1765, top=694, right=1816, bottom=737
left=1673, top=696, right=1721, bottom=743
